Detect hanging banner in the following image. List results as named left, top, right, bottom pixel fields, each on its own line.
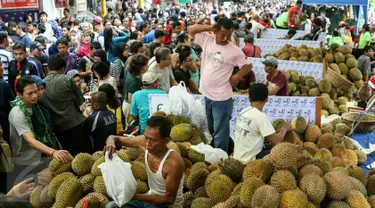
left=54, top=0, right=68, bottom=9
left=76, top=0, right=87, bottom=12
left=369, top=0, right=375, bottom=24
left=0, top=0, right=39, bottom=9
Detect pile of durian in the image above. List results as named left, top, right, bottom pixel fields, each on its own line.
left=285, top=69, right=352, bottom=116
left=30, top=115, right=373, bottom=208
left=269, top=44, right=323, bottom=62
left=325, top=44, right=363, bottom=90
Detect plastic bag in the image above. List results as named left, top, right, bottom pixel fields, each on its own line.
left=161, top=82, right=211, bottom=141
left=99, top=152, right=137, bottom=206
left=191, top=143, right=228, bottom=164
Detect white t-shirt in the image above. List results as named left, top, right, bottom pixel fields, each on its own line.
left=233, top=106, right=275, bottom=164
left=249, top=20, right=265, bottom=36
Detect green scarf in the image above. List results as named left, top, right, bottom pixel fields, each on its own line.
left=10, top=96, right=54, bottom=147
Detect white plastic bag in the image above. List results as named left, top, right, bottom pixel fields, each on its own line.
left=191, top=143, right=228, bottom=164
left=161, top=82, right=210, bottom=141
left=99, top=152, right=137, bottom=206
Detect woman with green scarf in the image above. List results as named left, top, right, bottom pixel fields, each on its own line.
left=9, top=77, right=71, bottom=169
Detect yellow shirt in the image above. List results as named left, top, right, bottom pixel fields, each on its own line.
left=107, top=105, right=123, bottom=134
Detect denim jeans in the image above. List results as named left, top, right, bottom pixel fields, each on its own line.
left=106, top=200, right=168, bottom=208
left=205, top=97, right=233, bottom=153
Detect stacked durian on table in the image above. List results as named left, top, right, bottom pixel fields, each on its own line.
left=30, top=112, right=373, bottom=208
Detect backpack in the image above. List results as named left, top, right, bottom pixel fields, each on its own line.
left=0, top=137, right=14, bottom=173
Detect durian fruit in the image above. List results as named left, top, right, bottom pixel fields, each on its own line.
left=348, top=176, right=367, bottom=196
left=91, top=156, right=105, bottom=176
left=190, top=162, right=208, bottom=173
left=346, top=57, right=357, bottom=68
left=368, top=195, right=375, bottom=208
left=206, top=175, right=234, bottom=203
left=183, top=192, right=194, bottom=208
left=191, top=197, right=216, bottom=208
left=270, top=170, right=297, bottom=193
left=79, top=174, right=96, bottom=193
left=53, top=177, right=83, bottom=208
left=291, top=116, right=307, bottom=134
left=219, top=157, right=244, bottom=183
left=75, top=193, right=109, bottom=208
left=176, top=143, right=188, bottom=158
left=48, top=172, right=75, bottom=198
left=269, top=142, right=299, bottom=169
left=208, top=164, right=220, bottom=173
left=334, top=52, right=345, bottom=63
left=367, top=175, right=375, bottom=196
left=309, top=87, right=321, bottom=96
left=327, top=201, right=351, bottom=208
left=338, top=45, right=352, bottom=55
left=346, top=190, right=371, bottom=208
left=187, top=169, right=209, bottom=192
left=170, top=123, right=194, bottom=142
left=151, top=111, right=167, bottom=117
left=194, top=186, right=208, bottom=198
left=231, top=182, right=243, bottom=196
left=91, top=151, right=104, bottom=161
left=242, top=159, right=273, bottom=182
left=273, top=119, right=287, bottom=131
left=354, top=150, right=367, bottom=164
left=49, top=153, right=74, bottom=175
left=117, top=149, right=130, bottom=162
left=338, top=63, right=349, bottom=75
left=72, top=153, right=95, bottom=176
left=314, top=148, right=333, bottom=163
left=299, top=174, right=327, bottom=204
left=317, top=133, right=335, bottom=149
left=214, top=195, right=240, bottom=208
left=319, top=79, right=332, bottom=93
left=240, top=177, right=265, bottom=207
left=312, top=159, right=332, bottom=174
left=37, top=168, right=53, bottom=186
left=166, top=142, right=181, bottom=154
left=30, top=185, right=44, bottom=208
left=124, top=148, right=141, bottom=161
left=188, top=149, right=205, bottom=164
left=342, top=149, right=358, bottom=167
left=348, top=166, right=367, bottom=185
left=349, top=68, right=363, bottom=81
left=335, top=123, right=350, bottom=135
left=305, top=124, right=322, bottom=143
left=324, top=171, right=351, bottom=200
left=136, top=180, right=149, bottom=194
left=331, top=157, right=345, bottom=168
left=250, top=185, right=280, bottom=208
left=299, top=164, right=323, bottom=178
left=93, top=176, right=107, bottom=197
left=280, top=188, right=309, bottom=208
left=39, top=185, right=54, bottom=207
left=131, top=161, right=147, bottom=181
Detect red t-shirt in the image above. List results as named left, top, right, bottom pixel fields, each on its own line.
left=288, top=7, right=302, bottom=29
left=266, top=71, right=289, bottom=96
left=163, top=27, right=171, bottom=45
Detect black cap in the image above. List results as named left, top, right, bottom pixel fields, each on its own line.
left=30, top=41, right=45, bottom=51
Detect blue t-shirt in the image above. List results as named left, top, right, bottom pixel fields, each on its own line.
left=130, top=89, right=166, bottom=133
left=144, top=30, right=155, bottom=44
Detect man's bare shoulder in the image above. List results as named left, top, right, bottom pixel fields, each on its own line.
left=165, top=151, right=184, bottom=171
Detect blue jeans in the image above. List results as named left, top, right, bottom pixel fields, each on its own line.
left=106, top=200, right=168, bottom=208
left=205, top=97, right=233, bottom=153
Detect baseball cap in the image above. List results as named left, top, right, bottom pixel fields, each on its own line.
left=31, top=75, right=46, bottom=88
left=261, top=56, right=279, bottom=67
left=30, top=41, right=45, bottom=51
left=142, top=72, right=158, bottom=85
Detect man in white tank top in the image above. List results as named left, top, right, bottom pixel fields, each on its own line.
left=104, top=116, right=184, bottom=208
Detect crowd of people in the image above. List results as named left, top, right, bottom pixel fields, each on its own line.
left=0, top=0, right=373, bottom=207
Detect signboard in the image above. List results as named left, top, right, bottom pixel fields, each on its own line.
left=76, top=0, right=87, bottom=12
left=251, top=58, right=324, bottom=83
left=0, top=0, right=38, bottom=9
left=55, top=0, right=68, bottom=9
left=258, top=29, right=326, bottom=43
left=149, top=94, right=319, bottom=137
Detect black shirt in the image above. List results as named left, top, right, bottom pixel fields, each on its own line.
left=8, top=58, right=38, bottom=93
left=173, top=67, right=191, bottom=86
left=83, top=108, right=117, bottom=151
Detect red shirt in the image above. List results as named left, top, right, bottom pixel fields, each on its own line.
left=288, top=7, right=302, bottom=29
left=266, top=71, right=289, bottom=96
left=242, top=43, right=262, bottom=58
left=163, top=27, right=171, bottom=45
